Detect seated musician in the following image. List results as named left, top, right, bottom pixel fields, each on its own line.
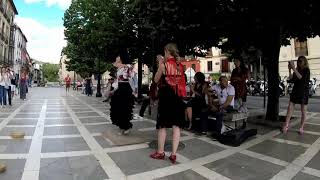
left=206, top=76, right=235, bottom=134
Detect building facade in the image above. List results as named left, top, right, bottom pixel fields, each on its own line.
left=0, top=0, right=17, bottom=66
left=279, top=37, right=320, bottom=80
left=12, top=24, right=28, bottom=76
left=59, top=54, right=78, bottom=83
left=198, top=47, right=233, bottom=80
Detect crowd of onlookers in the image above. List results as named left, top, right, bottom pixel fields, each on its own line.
left=0, top=67, right=29, bottom=108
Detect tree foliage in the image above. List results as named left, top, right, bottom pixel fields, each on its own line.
left=63, top=0, right=137, bottom=77
left=42, top=63, right=59, bottom=82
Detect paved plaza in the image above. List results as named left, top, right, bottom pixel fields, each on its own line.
left=0, top=87, right=320, bottom=180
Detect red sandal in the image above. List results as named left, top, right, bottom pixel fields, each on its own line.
left=150, top=152, right=165, bottom=160
left=169, top=154, right=177, bottom=164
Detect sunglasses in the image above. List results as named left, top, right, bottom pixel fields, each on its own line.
left=220, top=90, right=223, bottom=98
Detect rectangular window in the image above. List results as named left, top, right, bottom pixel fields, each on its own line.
left=191, top=64, right=196, bottom=70
left=294, top=39, right=308, bottom=57
left=207, top=61, right=213, bottom=71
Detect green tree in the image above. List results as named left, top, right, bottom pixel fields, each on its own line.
left=42, top=63, right=59, bottom=82
left=134, top=0, right=320, bottom=121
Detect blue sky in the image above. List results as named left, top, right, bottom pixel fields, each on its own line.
left=14, top=0, right=71, bottom=63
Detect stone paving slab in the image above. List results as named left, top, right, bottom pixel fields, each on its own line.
left=75, top=112, right=100, bottom=117
left=0, top=127, right=36, bottom=136
left=204, top=153, right=285, bottom=180
left=43, top=126, right=79, bottom=136
left=179, top=139, right=224, bottom=160
left=248, top=140, right=307, bottom=162
left=306, top=151, right=320, bottom=171
left=14, top=113, right=40, bottom=118
left=108, top=148, right=173, bottom=175
left=0, top=139, right=31, bottom=153
left=78, top=117, right=108, bottom=124
left=44, top=118, right=74, bottom=125
left=292, top=172, right=320, bottom=180
left=94, top=136, right=113, bottom=148
left=7, top=119, right=38, bottom=125
left=0, top=159, right=26, bottom=180
left=155, top=170, right=208, bottom=180
left=40, top=156, right=108, bottom=180
left=41, top=137, right=90, bottom=153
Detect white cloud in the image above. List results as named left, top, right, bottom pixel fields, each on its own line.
left=15, top=17, right=66, bottom=64
left=24, top=0, right=71, bottom=10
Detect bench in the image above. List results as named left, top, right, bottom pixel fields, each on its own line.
left=193, top=112, right=248, bottom=132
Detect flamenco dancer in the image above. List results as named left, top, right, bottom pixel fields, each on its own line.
left=110, top=53, right=135, bottom=135
left=150, top=43, right=187, bottom=164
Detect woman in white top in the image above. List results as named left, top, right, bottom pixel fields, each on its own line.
left=109, top=55, right=135, bottom=135
left=0, top=67, right=8, bottom=107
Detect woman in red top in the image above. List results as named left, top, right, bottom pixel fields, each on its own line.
left=150, top=43, right=186, bottom=164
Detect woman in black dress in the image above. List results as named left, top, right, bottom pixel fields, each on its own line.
left=149, top=43, right=186, bottom=164
left=282, top=56, right=310, bottom=135
left=110, top=55, right=135, bottom=135
left=185, top=72, right=209, bottom=130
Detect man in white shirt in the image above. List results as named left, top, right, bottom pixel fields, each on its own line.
left=208, top=76, right=235, bottom=134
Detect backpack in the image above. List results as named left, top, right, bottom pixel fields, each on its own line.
left=217, top=128, right=257, bottom=147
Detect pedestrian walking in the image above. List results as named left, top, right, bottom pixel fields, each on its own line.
left=110, top=53, right=135, bottom=135
left=64, top=74, right=71, bottom=92
left=85, top=77, right=92, bottom=96
left=150, top=43, right=186, bottom=164
left=282, top=56, right=310, bottom=135
left=10, top=70, right=16, bottom=100
left=20, top=70, right=28, bottom=100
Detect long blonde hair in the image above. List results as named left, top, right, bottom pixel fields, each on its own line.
left=164, top=43, right=179, bottom=60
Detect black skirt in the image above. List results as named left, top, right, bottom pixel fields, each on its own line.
left=157, top=85, right=186, bottom=129
left=110, top=83, right=134, bottom=130
left=290, top=92, right=309, bottom=105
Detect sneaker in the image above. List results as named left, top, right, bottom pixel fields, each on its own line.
left=123, top=129, right=130, bottom=135
left=117, top=129, right=124, bottom=135
left=221, top=124, right=226, bottom=134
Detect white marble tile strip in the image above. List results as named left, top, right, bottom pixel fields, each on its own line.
left=44, top=124, right=76, bottom=127
left=290, top=129, right=320, bottom=136
left=82, top=122, right=110, bottom=126
left=63, top=99, right=126, bottom=179
left=192, top=166, right=232, bottom=180
left=271, top=138, right=311, bottom=148
left=21, top=100, right=47, bottom=180
left=305, top=122, right=320, bottom=126
left=270, top=137, right=320, bottom=180
left=301, top=167, right=320, bottom=178
left=0, top=136, right=33, bottom=139
left=0, top=153, right=27, bottom=159
left=42, top=134, right=82, bottom=139
left=0, top=100, right=28, bottom=131
left=103, top=143, right=149, bottom=153
left=41, top=150, right=92, bottom=159
left=6, top=125, right=36, bottom=128
left=240, top=150, right=289, bottom=167
left=138, top=127, right=155, bottom=132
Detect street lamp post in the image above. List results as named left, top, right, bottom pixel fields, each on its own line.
left=96, top=58, right=102, bottom=97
